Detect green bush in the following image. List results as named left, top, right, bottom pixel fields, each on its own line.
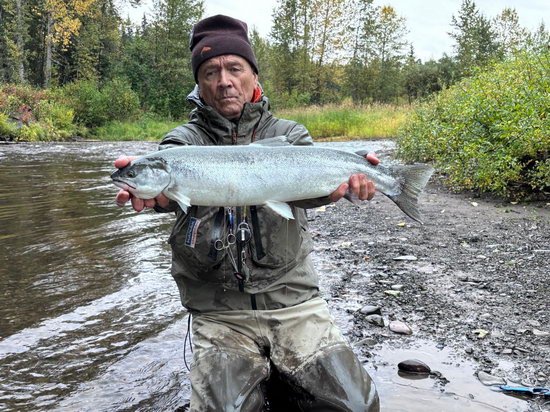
left=36, top=101, right=76, bottom=137
left=18, top=123, right=47, bottom=142
left=60, top=79, right=141, bottom=128
left=0, top=113, right=19, bottom=140
left=397, top=51, right=549, bottom=199
left=61, top=80, right=109, bottom=127
left=101, top=79, right=141, bottom=122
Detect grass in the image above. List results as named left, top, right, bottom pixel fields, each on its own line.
left=90, top=103, right=412, bottom=142
left=274, top=103, right=412, bottom=141
left=93, top=115, right=183, bottom=141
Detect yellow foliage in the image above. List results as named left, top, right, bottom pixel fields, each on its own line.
left=45, top=0, right=96, bottom=48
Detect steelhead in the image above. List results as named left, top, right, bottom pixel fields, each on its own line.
left=111, top=138, right=434, bottom=222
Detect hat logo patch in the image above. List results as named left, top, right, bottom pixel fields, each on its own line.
left=200, top=46, right=212, bottom=55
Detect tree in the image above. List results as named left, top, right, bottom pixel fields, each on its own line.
left=126, top=0, right=203, bottom=117
left=449, top=0, right=498, bottom=76
left=42, top=0, right=96, bottom=86
left=345, top=2, right=408, bottom=103
left=493, top=7, right=528, bottom=58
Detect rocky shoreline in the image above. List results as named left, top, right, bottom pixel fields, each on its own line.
left=310, top=176, right=549, bottom=411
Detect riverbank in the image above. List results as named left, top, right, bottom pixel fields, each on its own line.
left=309, top=170, right=549, bottom=411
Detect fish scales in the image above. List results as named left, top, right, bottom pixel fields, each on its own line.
left=157, top=146, right=393, bottom=205
left=111, top=140, right=434, bottom=222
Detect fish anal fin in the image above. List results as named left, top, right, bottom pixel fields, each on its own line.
left=265, top=200, right=295, bottom=220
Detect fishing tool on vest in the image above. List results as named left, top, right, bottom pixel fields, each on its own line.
left=214, top=207, right=236, bottom=251
left=233, top=206, right=252, bottom=292
left=212, top=207, right=252, bottom=292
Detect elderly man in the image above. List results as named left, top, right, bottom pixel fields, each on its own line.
left=115, top=14, right=380, bottom=412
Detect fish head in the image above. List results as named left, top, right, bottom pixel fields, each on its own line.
left=111, top=157, right=171, bottom=199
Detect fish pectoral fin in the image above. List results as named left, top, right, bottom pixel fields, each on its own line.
left=164, top=187, right=192, bottom=214
left=250, top=136, right=291, bottom=147
left=265, top=200, right=295, bottom=220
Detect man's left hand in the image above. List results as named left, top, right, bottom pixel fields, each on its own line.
left=329, top=153, right=379, bottom=203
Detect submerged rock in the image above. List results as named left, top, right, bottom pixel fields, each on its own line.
left=477, top=371, right=506, bottom=386
left=398, top=359, right=431, bottom=375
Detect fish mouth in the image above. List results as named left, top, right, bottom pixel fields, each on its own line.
left=111, top=178, right=136, bottom=191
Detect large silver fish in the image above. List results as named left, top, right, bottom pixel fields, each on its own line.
left=111, top=137, right=434, bottom=222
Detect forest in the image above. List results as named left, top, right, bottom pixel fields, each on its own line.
left=1, top=0, right=547, bottom=119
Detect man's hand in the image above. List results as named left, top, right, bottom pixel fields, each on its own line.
left=329, top=153, right=379, bottom=203
left=114, top=156, right=170, bottom=212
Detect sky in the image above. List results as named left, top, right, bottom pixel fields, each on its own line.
left=126, top=0, right=548, bottom=62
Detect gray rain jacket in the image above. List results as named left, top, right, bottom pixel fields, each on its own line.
left=159, top=87, right=331, bottom=313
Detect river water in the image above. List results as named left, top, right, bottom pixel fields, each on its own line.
left=0, top=141, right=530, bottom=411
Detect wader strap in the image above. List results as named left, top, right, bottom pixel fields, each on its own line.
left=208, top=207, right=226, bottom=261
left=249, top=206, right=266, bottom=260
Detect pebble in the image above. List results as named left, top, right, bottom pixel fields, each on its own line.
left=384, top=290, right=401, bottom=297
left=391, top=284, right=404, bottom=291
left=366, top=315, right=385, bottom=327
left=389, top=320, right=413, bottom=335
left=533, top=329, right=549, bottom=337
left=398, top=359, right=431, bottom=375
left=477, top=371, right=506, bottom=386
left=473, top=329, right=489, bottom=339
left=393, top=255, right=417, bottom=261
left=356, top=337, right=377, bottom=347
left=359, top=305, right=381, bottom=316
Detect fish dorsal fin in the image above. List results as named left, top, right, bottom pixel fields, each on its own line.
left=265, top=200, right=295, bottom=220
left=250, top=136, right=291, bottom=147
left=164, top=185, right=192, bottom=214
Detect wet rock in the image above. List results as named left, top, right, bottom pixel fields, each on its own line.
left=398, top=359, right=431, bottom=375
left=533, top=329, right=549, bottom=337
left=359, top=305, right=381, bottom=316
left=526, top=319, right=541, bottom=327
left=356, top=337, right=377, bottom=347
left=389, top=320, right=412, bottom=335
left=473, top=328, right=489, bottom=339
left=384, top=290, right=401, bottom=297
left=393, top=255, right=417, bottom=261
left=366, top=315, right=385, bottom=327
left=391, top=284, right=404, bottom=291
left=477, top=371, right=506, bottom=386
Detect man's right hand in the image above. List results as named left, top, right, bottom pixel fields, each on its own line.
left=114, top=156, right=170, bottom=212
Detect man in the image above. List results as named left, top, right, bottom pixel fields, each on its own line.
left=115, top=14, right=380, bottom=412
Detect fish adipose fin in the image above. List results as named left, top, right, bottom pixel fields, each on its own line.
left=387, top=164, right=434, bottom=224
left=265, top=200, right=295, bottom=220
left=164, top=186, right=192, bottom=214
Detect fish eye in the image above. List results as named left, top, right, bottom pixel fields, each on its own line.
left=127, top=169, right=136, bottom=178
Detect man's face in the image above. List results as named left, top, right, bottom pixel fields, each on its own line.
left=197, top=55, right=258, bottom=120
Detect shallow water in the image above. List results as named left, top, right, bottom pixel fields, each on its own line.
left=0, top=141, right=530, bottom=411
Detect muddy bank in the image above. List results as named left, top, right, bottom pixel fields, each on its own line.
left=309, top=175, right=549, bottom=411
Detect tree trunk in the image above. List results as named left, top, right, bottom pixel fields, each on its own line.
left=16, top=0, right=26, bottom=83
left=43, top=12, right=53, bottom=87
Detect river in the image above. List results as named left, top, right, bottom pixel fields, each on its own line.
left=0, top=141, right=530, bottom=412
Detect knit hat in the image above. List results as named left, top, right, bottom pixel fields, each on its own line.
left=189, top=15, right=259, bottom=82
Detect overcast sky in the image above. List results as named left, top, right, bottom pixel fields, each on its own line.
left=127, top=0, right=548, bottom=61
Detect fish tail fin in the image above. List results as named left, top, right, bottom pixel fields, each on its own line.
left=387, top=164, right=434, bottom=224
